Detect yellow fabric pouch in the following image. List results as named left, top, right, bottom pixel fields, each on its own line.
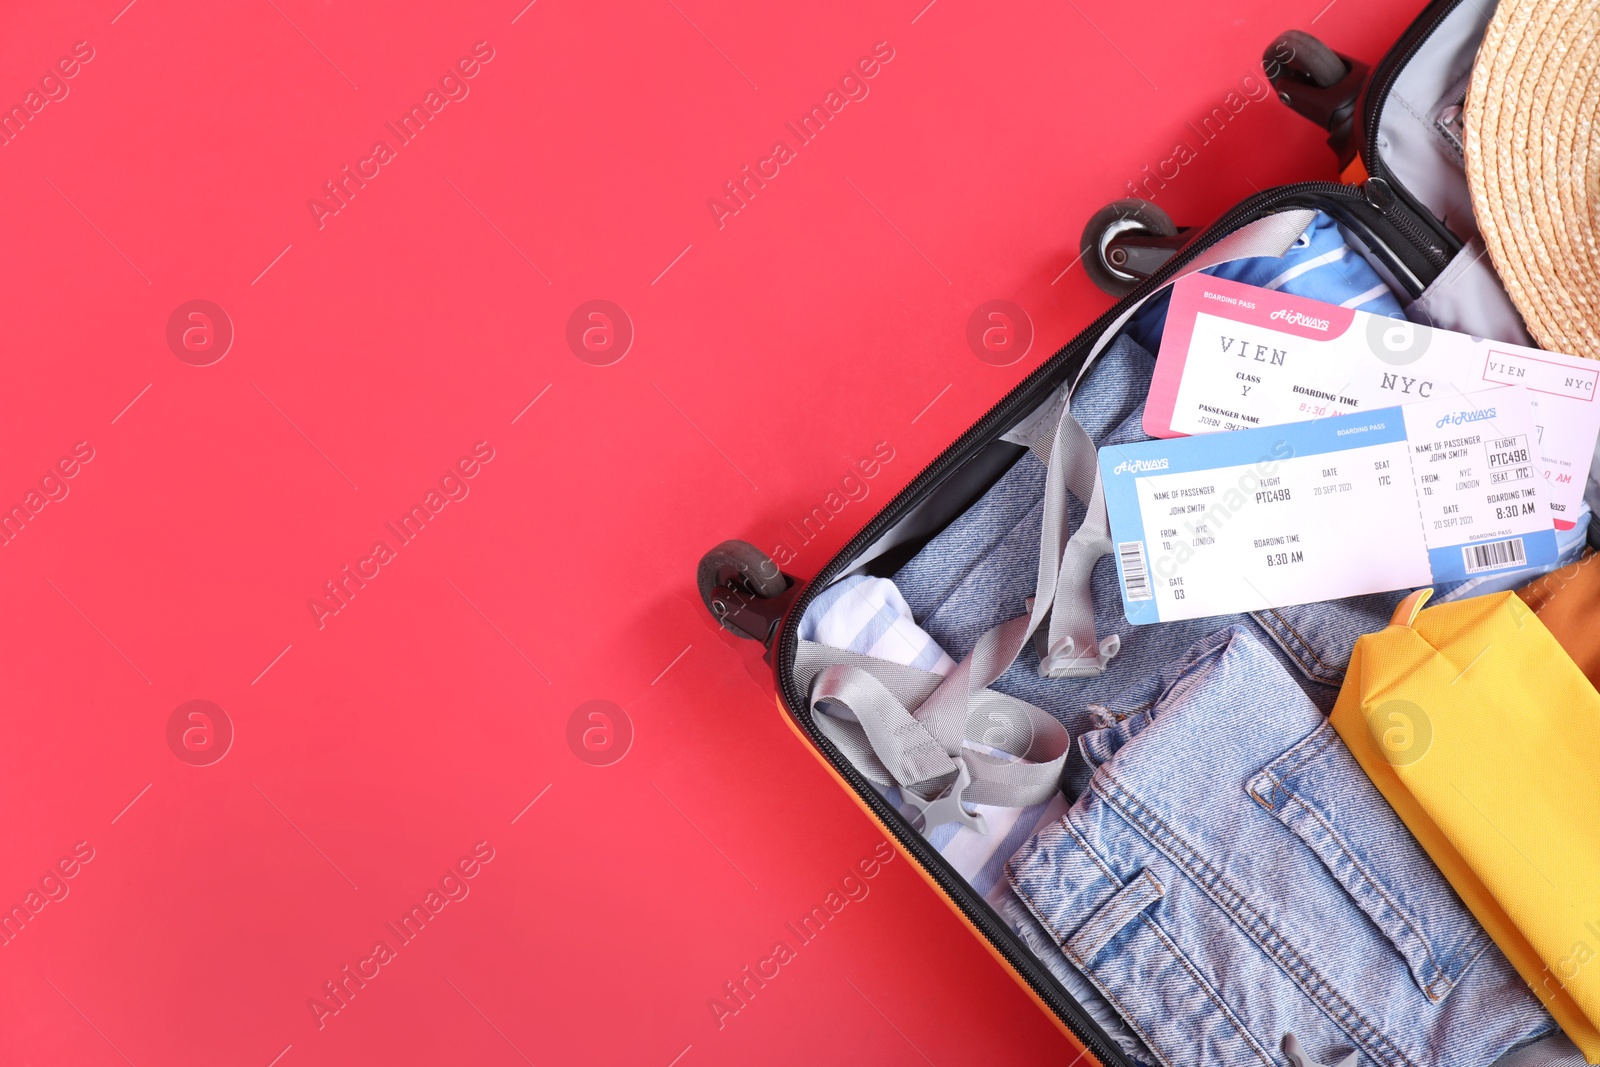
left=1330, top=589, right=1600, bottom=1062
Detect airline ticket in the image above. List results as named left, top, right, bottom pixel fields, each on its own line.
left=1102, top=391, right=1559, bottom=625
left=1144, top=273, right=1600, bottom=530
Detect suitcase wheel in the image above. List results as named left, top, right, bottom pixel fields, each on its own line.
left=696, top=539, right=795, bottom=647
left=1079, top=198, right=1182, bottom=298
left=1266, top=29, right=1347, bottom=91
left=1264, top=29, right=1369, bottom=169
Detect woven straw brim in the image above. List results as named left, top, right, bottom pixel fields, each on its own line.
left=1464, top=0, right=1600, bottom=359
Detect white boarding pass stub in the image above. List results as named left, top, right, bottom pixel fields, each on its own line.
left=1144, top=272, right=1600, bottom=530
left=1102, top=391, right=1558, bottom=625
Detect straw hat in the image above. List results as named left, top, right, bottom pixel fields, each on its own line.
left=1464, top=0, right=1600, bottom=359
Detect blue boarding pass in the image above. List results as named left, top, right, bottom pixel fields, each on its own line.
left=1099, top=390, right=1559, bottom=624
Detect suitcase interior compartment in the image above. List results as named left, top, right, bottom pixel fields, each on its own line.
left=1363, top=0, right=1534, bottom=344
left=774, top=3, right=1586, bottom=1061
left=1365, top=0, right=1491, bottom=247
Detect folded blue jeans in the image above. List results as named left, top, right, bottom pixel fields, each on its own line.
left=1005, top=625, right=1554, bottom=1067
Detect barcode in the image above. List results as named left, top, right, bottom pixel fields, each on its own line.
left=1462, top=536, right=1527, bottom=574
left=1118, top=541, right=1152, bottom=600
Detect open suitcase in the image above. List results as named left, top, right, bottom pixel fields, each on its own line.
left=696, top=1, right=1595, bottom=1064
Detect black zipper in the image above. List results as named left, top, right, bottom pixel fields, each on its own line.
left=1364, top=179, right=1449, bottom=272
left=770, top=180, right=1399, bottom=1067
left=1356, top=0, right=1470, bottom=273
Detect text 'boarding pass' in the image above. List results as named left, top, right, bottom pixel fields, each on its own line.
left=1144, top=272, right=1600, bottom=530
left=1101, top=391, right=1558, bottom=625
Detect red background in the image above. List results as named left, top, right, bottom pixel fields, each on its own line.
left=0, top=0, right=1424, bottom=1063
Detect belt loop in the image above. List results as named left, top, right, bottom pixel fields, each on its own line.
left=1065, top=868, right=1166, bottom=964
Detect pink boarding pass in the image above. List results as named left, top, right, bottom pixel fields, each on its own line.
left=1145, top=272, right=1600, bottom=530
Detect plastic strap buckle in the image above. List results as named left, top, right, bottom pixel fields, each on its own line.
left=900, top=759, right=987, bottom=836
left=1037, top=633, right=1121, bottom=678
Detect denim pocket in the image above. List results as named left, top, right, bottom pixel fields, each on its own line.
left=1245, top=720, right=1490, bottom=1003
left=1011, top=826, right=1284, bottom=1067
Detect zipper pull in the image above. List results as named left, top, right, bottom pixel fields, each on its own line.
left=1363, top=176, right=1397, bottom=211
left=1363, top=175, right=1450, bottom=269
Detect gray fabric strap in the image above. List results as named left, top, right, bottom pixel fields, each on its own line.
left=812, top=661, right=957, bottom=789
left=793, top=640, right=943, bottom=706
left=802, top=395, right=1110, bottom=829
left=802, top=643, right=1072, bottom=810
left=1036, top=404, right=1118, bottom=677
left=906, top=395, right=1094, bottom=752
